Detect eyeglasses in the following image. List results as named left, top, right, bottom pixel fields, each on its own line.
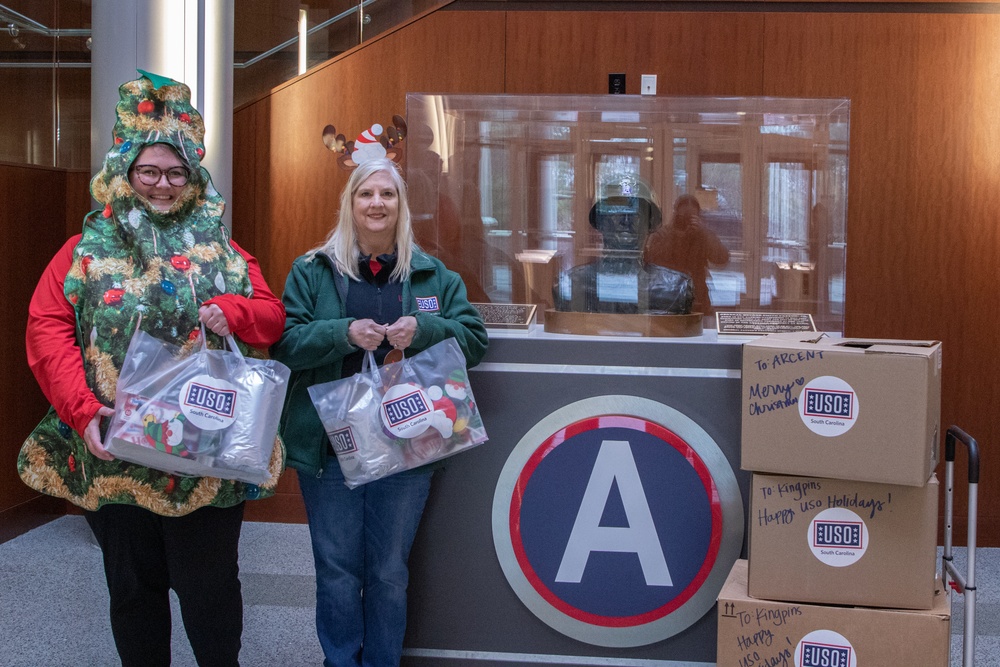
left=133, top=165, right=190, bottom=187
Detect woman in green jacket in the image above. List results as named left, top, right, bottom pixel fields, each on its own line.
left=271, top=157, right=487, bottom=667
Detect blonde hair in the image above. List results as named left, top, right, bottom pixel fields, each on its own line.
left=313, top=158, right=414, bottom=282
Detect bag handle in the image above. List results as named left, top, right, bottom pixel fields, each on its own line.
left=361, top=350, right=382, bottom=386
left=198, top=323, right=246, bottom=364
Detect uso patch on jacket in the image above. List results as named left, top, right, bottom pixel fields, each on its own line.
left=416, top=296, right=440, bottom=312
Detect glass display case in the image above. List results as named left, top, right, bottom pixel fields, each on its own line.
left=405, top=93, right=849, bottom=335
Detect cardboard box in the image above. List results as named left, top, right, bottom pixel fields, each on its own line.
left=741, top=333, right=942, bottom=486
left=748, top=473, right=939, bottom=609
left=717, top=560, right=950, bottom=667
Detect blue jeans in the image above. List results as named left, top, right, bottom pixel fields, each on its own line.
left=298, top=462, right=433, bottom=667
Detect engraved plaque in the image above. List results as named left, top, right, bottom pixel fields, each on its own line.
left=716, top=311, right=817, bottom=335
left=472, top=303, right=537, bottom=330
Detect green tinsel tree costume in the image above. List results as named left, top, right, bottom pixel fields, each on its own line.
left=18, top=71, right=282, bottom=516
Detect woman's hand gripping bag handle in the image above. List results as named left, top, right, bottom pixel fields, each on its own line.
left=106, top=326, right=290, bottom=484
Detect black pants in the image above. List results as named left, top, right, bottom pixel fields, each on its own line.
left=85, top=502, right=245, bottom=667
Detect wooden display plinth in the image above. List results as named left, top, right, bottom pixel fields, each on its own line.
left=543, top=310, right=703, bottom=337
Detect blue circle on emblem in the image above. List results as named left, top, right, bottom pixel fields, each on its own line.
left=517, top=422, right=715, bottom=619
left=492, top=396, right=743, bottom=648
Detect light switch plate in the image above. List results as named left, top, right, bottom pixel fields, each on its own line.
left=641, top=74, right=657, bottom=96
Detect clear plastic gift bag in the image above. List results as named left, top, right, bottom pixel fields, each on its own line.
left=106, top=327, right=291, bottom=485
left=308, top=337, right=488, bottom=489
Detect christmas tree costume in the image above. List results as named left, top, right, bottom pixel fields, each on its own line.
left=18, top=71, right=283, bottom=516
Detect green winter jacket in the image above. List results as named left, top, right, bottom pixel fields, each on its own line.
left=271, top=248, right=488, bottom=477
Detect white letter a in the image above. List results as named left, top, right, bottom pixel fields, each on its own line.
left=555, top=440, right=672, bottom=586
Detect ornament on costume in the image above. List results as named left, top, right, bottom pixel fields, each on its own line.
left=170, top=254, right=191, bottom=271
left=103, top=285, right=125, bottom=306
left=137, top=99, right=155, bottom=114
left=128, top=208, right=143, bottom=229
left=68, top=454, right=76, bottom=472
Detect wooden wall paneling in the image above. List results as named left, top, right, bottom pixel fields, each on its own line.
left=503, top=11, right=764, bottom=95
left=231, top=104, right=258, bottom=256
left=64, top=170, right=92, bottom=237
left=258, top=10, right=507, bottom=287
left=763, top=13, right=1000, bottom=543
left=0, top=164, right=77, bottom=541
left=253, top=101, right=276, bottom=289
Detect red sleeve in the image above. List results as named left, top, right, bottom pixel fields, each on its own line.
left=202, top=240, right=286, bottom=349
left=26, top=234, right=106, bottom=436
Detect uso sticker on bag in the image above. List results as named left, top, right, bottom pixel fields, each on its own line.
left=180, top=374, right=238, bottom=430
left=381, top=383, right=433, bottom=438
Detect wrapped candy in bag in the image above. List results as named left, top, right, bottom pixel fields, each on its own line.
left=106, top=328, right=290, bottom=485
left=308, top=337, right=488, bottom=489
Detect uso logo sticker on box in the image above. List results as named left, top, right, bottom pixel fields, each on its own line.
left=808, top=508, right=868, bottom=567
left=797, top=630, right=856, bottom=667
left=800, top=376, right=858, bottom=437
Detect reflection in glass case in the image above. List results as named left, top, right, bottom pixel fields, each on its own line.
left=405, top=94, right=849, bottom=335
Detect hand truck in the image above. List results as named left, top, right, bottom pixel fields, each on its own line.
left=940, top=425, right=980, bottom=667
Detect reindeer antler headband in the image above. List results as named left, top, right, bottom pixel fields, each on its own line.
left=322, top=115, right=407, bottom=170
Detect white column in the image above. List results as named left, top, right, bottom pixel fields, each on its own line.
left=91, top=0, right=234, bottom=227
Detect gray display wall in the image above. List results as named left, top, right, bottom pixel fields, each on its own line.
left=402, top=332, right=751, bottom=666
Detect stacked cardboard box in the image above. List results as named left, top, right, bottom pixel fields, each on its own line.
left=717, top=333, right=950, bottom=666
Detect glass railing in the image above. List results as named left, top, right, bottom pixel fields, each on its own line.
left=0, top=2, right=91, bottom=168
left=0, top=0, right=444, bottom=168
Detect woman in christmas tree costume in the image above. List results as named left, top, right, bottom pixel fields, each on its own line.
left=272, top=156, right=487, bottom=667
left=17, top=71, right=285, bottom=667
